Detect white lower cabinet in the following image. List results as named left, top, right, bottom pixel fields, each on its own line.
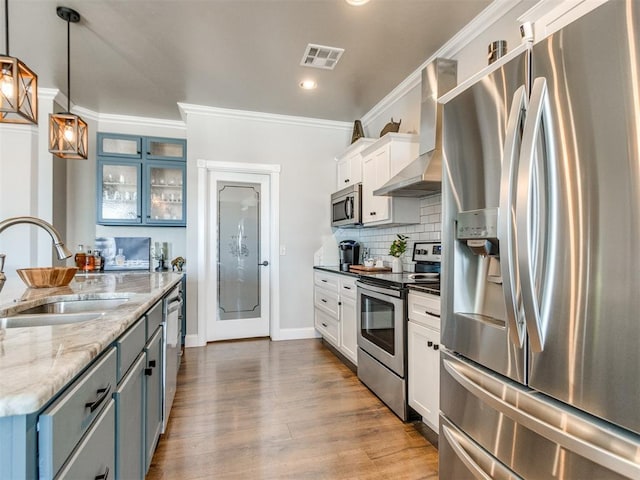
left=313, top=271, right=359, bottom=365
left=407, top=290, right=441, bottom=433
left=408, top=321, right=440, bottom=431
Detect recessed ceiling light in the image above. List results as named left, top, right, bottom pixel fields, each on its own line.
left=300, top=80, right=317, bottom=90
left=345, top=0, right=370, bottom=5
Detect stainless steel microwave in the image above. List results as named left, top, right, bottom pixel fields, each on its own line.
left=331, top=183, right=362, bottom=227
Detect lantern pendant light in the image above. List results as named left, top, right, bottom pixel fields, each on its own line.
left=48, top=6, right=87, bottom=160
left=0, top=0, right=38, bottom=124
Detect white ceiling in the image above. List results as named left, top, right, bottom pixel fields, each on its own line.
left=12, top=0, right=493, bottom=122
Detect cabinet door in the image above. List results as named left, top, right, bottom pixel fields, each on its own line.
left=336, top=156, right=352, bottom=190
left=362, top=147, right=390, bottom=223
left=408, top=321, right=440, bottom=431
left=145, top=326, right=163, bottom=473
left=54, top=400, right=115, bottom=480
left=115, top=353, right=145, bottom=480
left=339, top=296, right=358, bottom=365
left=144, top=137, right=186, bottom=161
left=97, top=133, right=142, bottom=159
left=98, top=161, right=142, bottom=225
left=145, top=162, right=186, bottom=225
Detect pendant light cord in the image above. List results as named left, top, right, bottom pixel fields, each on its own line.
left=4, top=0, right=9, bottom=56
left=66, top=16, right=70, bottom=112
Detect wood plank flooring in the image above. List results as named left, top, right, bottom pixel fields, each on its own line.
left=147, top=338, right=439, bottom=480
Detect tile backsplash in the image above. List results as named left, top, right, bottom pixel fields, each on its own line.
left=335, top=194, right=441, bottom=271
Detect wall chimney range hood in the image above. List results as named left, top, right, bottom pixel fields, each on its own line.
left=374, top=58, right=457, bottom=197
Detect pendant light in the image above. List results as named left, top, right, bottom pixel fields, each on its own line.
left=48, top=6, right=87, bottom=160
left=0, top=0, right=37, bottom=124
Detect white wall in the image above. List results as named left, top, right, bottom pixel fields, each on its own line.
left=182, top=107, right=350, bottom=339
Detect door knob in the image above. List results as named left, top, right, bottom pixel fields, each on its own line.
left=259, top=260, right=269, bottom=266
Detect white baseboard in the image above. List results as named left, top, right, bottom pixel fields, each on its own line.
left=185, top=328, right=320, bottom=346
left=272, top=327, right=321, bottom=341
left=185, top=334, right=205, bottom=348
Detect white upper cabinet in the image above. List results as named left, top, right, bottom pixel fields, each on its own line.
left=360, top=133, right=421, bottom=226
left=335, top=138, right=375, bottom=191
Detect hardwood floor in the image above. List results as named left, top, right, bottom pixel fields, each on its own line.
left=147, top=338, right=439, bottom=480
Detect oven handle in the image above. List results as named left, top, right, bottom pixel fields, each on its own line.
left=356, top=280, right=403, bottom=298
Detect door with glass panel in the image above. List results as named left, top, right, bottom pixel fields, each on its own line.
left=208, top=173, right=270, bottom=341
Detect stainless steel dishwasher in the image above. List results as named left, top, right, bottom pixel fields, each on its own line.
left=162, top=283, right=183, bottom=433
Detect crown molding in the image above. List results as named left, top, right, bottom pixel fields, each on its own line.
left=178, top=102, right=352, bottom=131
left=69, top=106, right=186, bottom=130
left=37, top=88, right=60, bottom=102
left=361, top=0, right=525, bottom=125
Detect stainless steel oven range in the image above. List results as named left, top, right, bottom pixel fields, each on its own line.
left=356, top=242, right=441, bottom=420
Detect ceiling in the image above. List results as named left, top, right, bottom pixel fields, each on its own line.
left=12, top=0, right=493, bottom=122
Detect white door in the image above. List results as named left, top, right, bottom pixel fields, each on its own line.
left=207, top=171, right=271, bottom=341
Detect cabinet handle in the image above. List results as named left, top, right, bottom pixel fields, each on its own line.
left=427, top=341, right=434, bottom=347
left=321, top=298, right=327, bottom=303
left=95, top=466, right=110, bottom=480
left=321, top=279, right=327, bottom=283
left=322, top=322, right=328, bottom=327
left=85, top=384, right=112, bottom=413
left=433, top=344, right=440, bottom=350
left=149, top=360, right=156, bottom=368
left=338, top=301, right=342, bottom=306
left=344, top=286, right=351, bottom=290
left=145, top=368, right=153, bottom=376
left=344, top=179, right=349, bottom=183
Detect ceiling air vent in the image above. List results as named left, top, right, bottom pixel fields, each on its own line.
left=300, top=44, right=344, bottom=70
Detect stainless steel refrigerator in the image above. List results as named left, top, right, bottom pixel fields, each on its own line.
left=439, top=1, right=640, bottom=478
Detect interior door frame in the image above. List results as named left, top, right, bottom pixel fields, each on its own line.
left=196, top=159, right=281, bottom=343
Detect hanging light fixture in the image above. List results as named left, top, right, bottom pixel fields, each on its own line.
left=0, top=0, right=37, bottom=124
left=49, top=6, right=87, bottom=160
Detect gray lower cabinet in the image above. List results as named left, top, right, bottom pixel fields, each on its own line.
left=114, top=353, right=146, bottom=480
left=38, top=347, right=117, bottom=479
left=145, top=325, right=163, bottom=472
left=54, top=400, right=115, bottom=480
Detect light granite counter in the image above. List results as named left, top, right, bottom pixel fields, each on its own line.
left=0, top=271, right=183, bottom=417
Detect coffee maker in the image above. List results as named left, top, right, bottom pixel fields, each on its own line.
left=339, top=240, right=360, bottom=272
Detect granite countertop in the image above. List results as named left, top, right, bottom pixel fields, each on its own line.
left=0, top=271, right=183, bottom=417
left=313, top=265, right=360, bottom=278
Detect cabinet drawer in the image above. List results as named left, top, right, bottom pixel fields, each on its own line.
left=314, top=271, right=340, bottom=292
left=315, top=309, right=340, bottom=348
left=39, top=347, right=117, bottom=479
left=408, top=291, right=441, bottom=330
left=314, top=286, right=340, bottom=318
left=55, top=400, right=116, bottom=480
left=146, top=301, right=163, bottom=340
left=340, top=276, right=357, bottom=299
left=116, top=318, right=146, bottom=383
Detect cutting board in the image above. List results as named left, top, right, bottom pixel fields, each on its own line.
left=349, top=264, right=392, bottom=272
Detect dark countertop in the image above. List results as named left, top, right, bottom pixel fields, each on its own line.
left=313, top=265, right=360, bottom=278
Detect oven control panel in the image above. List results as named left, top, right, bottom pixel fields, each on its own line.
left=412, top=242, right=441, bottom=262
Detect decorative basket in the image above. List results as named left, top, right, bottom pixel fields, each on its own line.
left=17, top=267, right=78, bottom=288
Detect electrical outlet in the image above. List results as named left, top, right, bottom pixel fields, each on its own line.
left=280, top=245, right=286, bottom=256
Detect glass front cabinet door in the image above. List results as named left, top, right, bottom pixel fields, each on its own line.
left=97, top=133, right=187, bottom=226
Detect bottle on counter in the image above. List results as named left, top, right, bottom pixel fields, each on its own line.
left=93, top=250, right=103, bottom=272
left=115, top=248, right=126, bottom=266
left=84, top=249, right=95, bottom=272
left=74, top=244, right=86, bottom=270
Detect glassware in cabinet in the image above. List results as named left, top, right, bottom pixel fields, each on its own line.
left=99, top=162, right=141, bottom=224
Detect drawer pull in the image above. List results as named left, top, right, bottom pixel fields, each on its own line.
left=433, top=344, right=440, bottom=351
left=149, top=360, right=156, bottom=368
left=343, top=286, right=351, bottom=290
left=321, top=298, right=327, bottom=303
left=427, top=341, right=434, bottom=347
left=145, top=368, right=153, bottom=376
left=85, top=384, right=112, bottom=413
left=322, top=322, right=328, bottom=327
left=425, top=309, right=441, bottom=318
left=95, top=466, right=110, bottom=480
left=321, top=279, right=328, bottom=283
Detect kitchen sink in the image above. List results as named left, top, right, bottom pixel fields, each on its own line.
left=16, top=297, right=130, bottom=315
left=1, top=312, right=106, bottom=328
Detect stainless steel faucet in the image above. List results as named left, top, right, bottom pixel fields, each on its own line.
left=0, top=216, right=73, bottom=292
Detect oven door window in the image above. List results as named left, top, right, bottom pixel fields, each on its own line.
left=361, top=294, right=395, bottom=355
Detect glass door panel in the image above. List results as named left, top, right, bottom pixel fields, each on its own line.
left=100, top=163, right=140, bottom=222
left=147, top=165, right=185, bottom=223
left=146, top=138, right=185, bottom=160
left=98, top=134, right=141, bottom=158
left=218, top=182, right=261, bottom=321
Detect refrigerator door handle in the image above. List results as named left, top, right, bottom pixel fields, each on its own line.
left=443, top=356, right=640, bottom=479
left=441, top=422, right=522, bottom=480
left=498, top=85, right=527, bottom=348
left=516, top=77, right=548, bottom=352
